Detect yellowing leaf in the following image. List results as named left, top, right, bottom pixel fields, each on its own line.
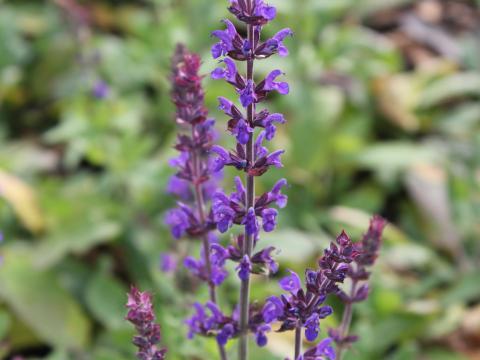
left=0, top=170, right=45, bottom=234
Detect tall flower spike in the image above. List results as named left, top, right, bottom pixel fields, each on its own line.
left=261, top=230, right=360, bottom=360
left=209, top=1, right=292, bottom=358
left=331, top=215, right=386, bottom=359
left=167, top=44, right=228, bottom=360
left=126, top=287, right=167, bottom=360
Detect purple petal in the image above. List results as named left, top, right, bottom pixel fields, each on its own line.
left=279, top=269, right=301, bottom=294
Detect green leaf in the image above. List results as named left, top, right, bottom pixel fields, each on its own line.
left=356, top=142, right=441, bottom=182
left=0, top=309, right=11, bottom=340
left=85, top=272, right=128, bottom=330
left=441, top=271, right=480, bottom=306
left=0, top=245, right=91, bottom=349
left=420, top=73, right=480, bottom=108
left=34, top=220, right=121, bottom=268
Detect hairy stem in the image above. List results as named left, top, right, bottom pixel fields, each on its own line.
left=294, top=323, right=302, bottom=360
left=238, top=12, right=255, bottom=360
left=337, top=280, right=358, bottom=360
left=192, top=128, right=228, bottom=360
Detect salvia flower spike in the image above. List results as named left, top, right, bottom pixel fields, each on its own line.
left=209, top=0, right=292, bottom=358
left=262, top=230, right=358, bottom=359
left=166, top=44, right=228, bottom=360
left=126, top=287, right=167, bottom=360
left=330, top=215, right=386, bottom=359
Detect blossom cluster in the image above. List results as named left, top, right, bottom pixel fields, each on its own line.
left=329, top=215, right=386, bottom=352
left=163, top=44, right=228, bottom=289
left=185, top=300, right=271, bottom=348
left=126, top=287, right=167, bottom=360
left=209, top=0, right=292, bottom=283
left=263, top=231, right=357, bottom=342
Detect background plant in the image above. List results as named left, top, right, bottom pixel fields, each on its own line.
left=0, top=0, right=479, bottom=359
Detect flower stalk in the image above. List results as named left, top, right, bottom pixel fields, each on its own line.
left=294, top=323, right=302, bottom=359
left=336, top=280, right=357, bottom=360
left=238, top=17, right=256, bottom=359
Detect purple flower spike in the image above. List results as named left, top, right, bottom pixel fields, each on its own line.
left=261, top=208, right=278, bottom=232
left=236, top=255, right=252, bottom=280
left=205, top=2, right=293, bottom=357
left=243, top=207, right=259, bottom=235
left=279, top=270, right=301, bottom=295
left=262, top=296, right=284, bottom=323
left=126, top=287, right=167, bottom=360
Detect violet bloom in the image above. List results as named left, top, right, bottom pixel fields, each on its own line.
left=279, top=270, right=302, bottom=294
left=211, top=19, right=239, bottom=59
left=165, top=208, right=189, bottom=239
left=254, top=324, right=271, bottom=347
left=261, top=208, right=278, bottom=232
left=254, top=112, right=286, bottom=141
left=236, top=255, right=252, bottom=281
left=243, top=207, right=259, bottom=236
left=184, top=248, right=229, bottom=286
left=297, top=338, right=336, bottom=360
left=212, top=58, right=241, bottom=85
left=125, top=287, right=167, bottom=360
left=185, top=301, right=240, bottom=346
left=262, top=296, right=284, bottom=323
left=228, top=0, right=276, bottom=25
left=239, top=80, right=257, bottom=107
left=159, top=253, right=177, bottom=273
left=256, top=28, right=294, bottom=58
left=262, top=70, right=290, bottom=94
left=92, top=79, right=110, bottom=99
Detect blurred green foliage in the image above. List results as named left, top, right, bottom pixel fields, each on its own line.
left=0, top=0, right=479, bottom=359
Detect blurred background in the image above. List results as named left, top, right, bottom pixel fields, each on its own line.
left=0, top=0, right=479, bottom=359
